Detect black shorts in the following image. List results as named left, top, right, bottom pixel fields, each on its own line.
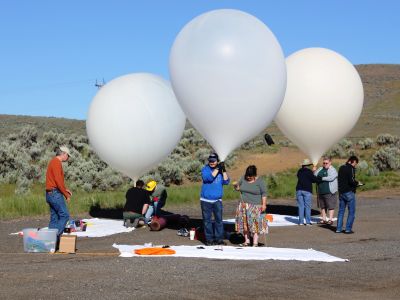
left=318, top=193, right=337, bottom=210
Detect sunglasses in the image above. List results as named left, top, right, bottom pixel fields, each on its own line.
left=322, top=162, right=330, bottom=165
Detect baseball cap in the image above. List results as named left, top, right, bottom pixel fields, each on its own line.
left=208, top=153, right=219, bottom=162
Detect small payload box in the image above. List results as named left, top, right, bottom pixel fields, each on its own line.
left=23, top=228, right=58, bottom=253
left=59, top=234, right=77, bottom=253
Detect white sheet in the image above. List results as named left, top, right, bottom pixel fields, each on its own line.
left=73, top=218, right=135, bottom=237
left=223, top=215, right=337, bottom=227
left=11, top=215, right=337, bottom=238
left=113, top=244, right=348, bottom=262
left=11, top=218, right=135, bottom=238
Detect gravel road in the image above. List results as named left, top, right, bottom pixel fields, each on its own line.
left=1, top=195, right=399, bottom=300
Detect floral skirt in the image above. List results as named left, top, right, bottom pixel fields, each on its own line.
left=235, top=201, right=268, bottom=234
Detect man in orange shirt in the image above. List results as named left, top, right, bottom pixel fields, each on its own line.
left=45, top=145, right=72, bottom=236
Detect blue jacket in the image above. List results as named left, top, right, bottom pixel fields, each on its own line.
left=200, top=165, right=230, bottom=200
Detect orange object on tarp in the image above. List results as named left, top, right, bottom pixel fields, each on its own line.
left=134, top=247, right=176, bottom=255
left=265, top=214, right=273, bottom=222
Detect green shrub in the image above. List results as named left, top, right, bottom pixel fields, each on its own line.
left=358, top=160, right=369, bottom=170
left=376, top=134, right=399, bottom=146
left=325, top=145, right=347, bottom=158
left=366, top=167, right=380, bottom=177
left=339, top=139, right=353, bottom=149
left=357, top=138, right=374, bottom=150
left=184, top=161, right=203, bottom=182
left=372, top=147, right=400, bottom=171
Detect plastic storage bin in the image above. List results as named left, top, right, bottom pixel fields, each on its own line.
left=23, top=228, right=58, bottom=253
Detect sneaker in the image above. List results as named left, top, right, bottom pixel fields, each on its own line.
left=205, top=240, right=214, bottom=246
left=215, top=240, right=226, bottom=246
left=344, top=231, right=354, bottom=234
left=177, top=228, right=189, bottom=237
left=305, top=223, right=312, bottom=226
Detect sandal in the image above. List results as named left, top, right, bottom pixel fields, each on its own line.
left=326, top=220, right=333, bottom=225
left=239, top=241, right=251, bottom=247
left=318, top=220, right=327, bottom=224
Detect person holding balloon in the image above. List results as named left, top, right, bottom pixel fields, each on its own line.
left=234, top=165, right=268, bottom=247
left=296, top=159, right=318, bottom=226
left=200, top=153, right=230, bottom=246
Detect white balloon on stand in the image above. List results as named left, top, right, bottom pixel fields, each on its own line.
left=275, top=48, right=364, bottom=164
left=86, top=73, right=186, bottom=180
left=169, top=9, right=286, bottom=161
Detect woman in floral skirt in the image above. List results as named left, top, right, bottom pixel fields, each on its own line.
left=234, top=165, right=268, bottom=246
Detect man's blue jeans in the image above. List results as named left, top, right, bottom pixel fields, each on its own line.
left=46, top=190, right=70, bottom=236
left=144, top=201, right=165, bottom=222
left=337, top=191, right=356, bottom=232
left=296, top=190, right=312, bottom=225
left=201, top=200, right=224, bottom=242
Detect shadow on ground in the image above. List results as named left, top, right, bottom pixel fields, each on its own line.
left=267, top=204, right=319, bottom=216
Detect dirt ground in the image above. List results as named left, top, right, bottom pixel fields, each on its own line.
left=1, top=189, right=400, bottom=300
left=229, top=147, right=305, bottom=179
left=228, top=147, right=347, bottom=180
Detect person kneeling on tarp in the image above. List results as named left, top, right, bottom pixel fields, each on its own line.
left=123, top=180, right=150, bottom=227
left=144, top=180, right=167, bottom=221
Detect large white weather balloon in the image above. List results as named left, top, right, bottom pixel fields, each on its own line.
left=275, top=48, right=364, bottom=164
left=86, top=73, right=186, bottom=180
left=169, top=9, right=286, bottom=160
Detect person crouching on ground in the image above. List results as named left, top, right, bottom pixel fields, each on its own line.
left=144, top=180, right=167, bottom=222
left=45, top=145, right=73, bottom=236
left=234, top=165, right=268, bottom=247
left=200, top=153, right=230, bottom=246
left=123, top=180, right=151, bottom=227
left=314, top=156, right=338, bottom=225
left=295, top=159, right=318, bottom=226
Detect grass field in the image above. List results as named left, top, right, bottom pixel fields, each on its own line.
left=1, top=168, right=399, bottom=219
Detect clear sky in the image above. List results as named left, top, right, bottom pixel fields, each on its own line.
left=0, top=0, right=399, bottom=120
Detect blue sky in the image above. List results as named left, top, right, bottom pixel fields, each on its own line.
left=0, top=0, right=399, bottom=120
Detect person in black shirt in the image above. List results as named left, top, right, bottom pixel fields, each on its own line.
left=336, top=156, right=360, bottom=234
left=296, top=159, right=318, bottom=225
left=123, top=180, right=151, bottom=227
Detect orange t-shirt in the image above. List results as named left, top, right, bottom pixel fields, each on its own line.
left=46, top=157, right=69, bottom=199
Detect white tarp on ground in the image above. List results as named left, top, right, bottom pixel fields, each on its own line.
left=113, top=244, right=348, bottom=262
left=11, top=218, right=134, bottom=238
left=72, top=218, right=135, bottom=237
left=223, top=215, right=337, bottom=227
left=12, top=214, right=337, bottom=237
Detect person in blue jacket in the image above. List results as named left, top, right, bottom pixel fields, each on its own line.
left=200, top=153, right=230, bottom=246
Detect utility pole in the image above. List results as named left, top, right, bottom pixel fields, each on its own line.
left=95, top=78, right=106, bottom=89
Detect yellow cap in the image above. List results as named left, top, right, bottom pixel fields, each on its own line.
left=145, top=180, right=157, bottom=192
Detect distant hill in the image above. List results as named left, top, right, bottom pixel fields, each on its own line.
left=0, top=64, right=399, bottom=139
left=265, top=64, right=400, bottom=139
left=351, top=64, right=400, bottom=137
left=0, top=115, right=86, bottom=138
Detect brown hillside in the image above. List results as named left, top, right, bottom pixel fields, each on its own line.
left=0, top=64, right=399, bottom=139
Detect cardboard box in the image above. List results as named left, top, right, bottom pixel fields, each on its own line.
left=59, top=234, right=77, bottom=253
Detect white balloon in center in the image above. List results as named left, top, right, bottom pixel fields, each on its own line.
left=169, top=9, right=286, bottom=160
